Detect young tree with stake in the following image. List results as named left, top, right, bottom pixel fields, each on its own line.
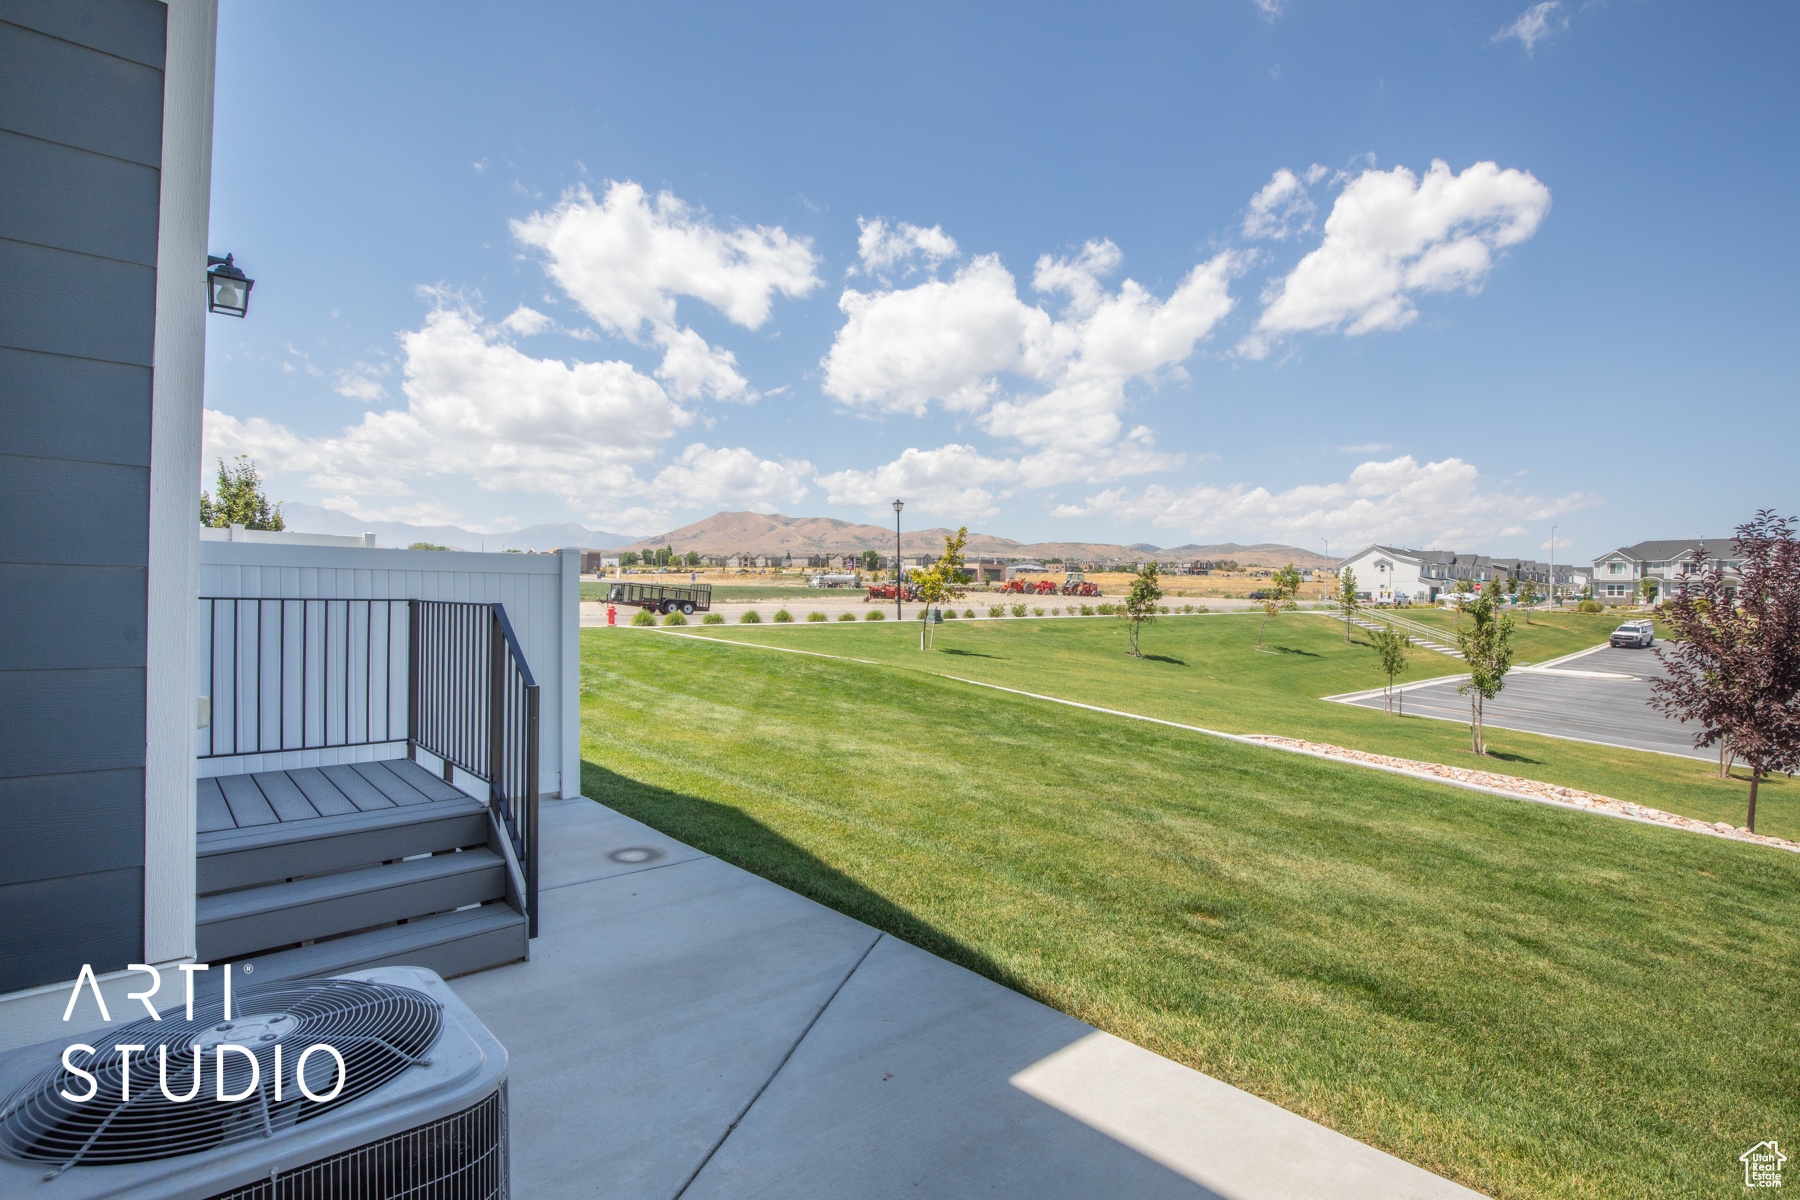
left=1370, top=623, right=1412, bottom=713
left=1455, top=592, right=1516, bottom=755
left=1518, top=578, right=1538, bottom=625
left=1256, top=564, right=1301, bottom=651
left=1338, top=568, right=1360, bottom=643
left=913, top=527, right=968, bottom=650
left=1650, top=510, right=1800, bottom=833
left=1122, top=561, right=1163, bottom=657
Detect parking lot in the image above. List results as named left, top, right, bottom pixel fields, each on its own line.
left=1337, top=642, right=1711, bottom=760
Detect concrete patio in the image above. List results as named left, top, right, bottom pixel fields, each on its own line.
left=451, top=796, right=1487, bottom=1199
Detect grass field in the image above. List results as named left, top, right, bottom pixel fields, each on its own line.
left=670, top=610, right=1793, bottom=839
left=580, top=628, right=1800, bottom=1200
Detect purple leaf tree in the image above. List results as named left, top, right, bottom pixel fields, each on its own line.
left=1649, top=510, right=1800, bottom=832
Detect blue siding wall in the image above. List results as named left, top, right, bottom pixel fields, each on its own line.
left=0, top=0, right=166, bottom=992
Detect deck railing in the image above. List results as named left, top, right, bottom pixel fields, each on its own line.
left=411, top=601, right=540, bottom=937
left=200, top=596, right=540, bottom=937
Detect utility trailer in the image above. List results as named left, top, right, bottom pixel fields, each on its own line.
left=607, top=580, right=713, bottom=615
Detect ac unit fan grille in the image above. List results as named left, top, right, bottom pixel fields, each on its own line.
left=0, top=979, right=441, bottom=1170
left=203, top=1088, right=506, bottom=1200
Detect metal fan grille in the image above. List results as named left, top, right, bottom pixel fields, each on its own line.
left=0, top=978, right=442, bottom=1171
left=203, top=1087, right=505, bottom=1200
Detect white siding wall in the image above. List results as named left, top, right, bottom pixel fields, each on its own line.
left=196, top=542, right=580, bottom=798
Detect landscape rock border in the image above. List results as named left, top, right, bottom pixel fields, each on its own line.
left=1245, top=735, right=1800, bottom=854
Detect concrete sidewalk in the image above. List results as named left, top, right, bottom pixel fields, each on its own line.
left=452, top=798, right=1486, bottom=1199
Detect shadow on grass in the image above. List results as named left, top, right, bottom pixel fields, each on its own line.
left=937, top=647, right=1003, bottom=659
left=1142, top=654, right=1187, bottom=666
left=1485, top=749, right=1545, bottom=765
left=1266, top=645, right=1323, bottom=658
left=579, top=759, right=1036, bottom=998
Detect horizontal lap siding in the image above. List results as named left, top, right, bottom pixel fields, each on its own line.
left=0, top=1, right=164, bottom=990
left=199, top=547, right=569, bottom=795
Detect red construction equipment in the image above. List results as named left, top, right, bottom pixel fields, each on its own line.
left=866, top=582, right=918, bottom=602
left=1060, top=571, right=1100, bottom=597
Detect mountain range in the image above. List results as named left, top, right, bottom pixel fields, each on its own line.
left=283, top=504, right=1336, bottom=567
left=281, top=502, right=637, bottom=553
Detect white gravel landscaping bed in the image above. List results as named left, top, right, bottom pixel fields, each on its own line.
left=1245, top=735, right=1799, bottom=854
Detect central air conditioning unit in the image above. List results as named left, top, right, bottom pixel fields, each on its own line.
left=0, top=967, right=508, bottom=1199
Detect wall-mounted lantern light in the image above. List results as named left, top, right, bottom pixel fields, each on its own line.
left=206, top=254, right=254, bottom=317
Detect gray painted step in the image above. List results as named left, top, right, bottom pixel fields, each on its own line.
left=197, top=848, right=507, bottom=962
left=197, top=796, right=490, bottom=894
left=230, top=904, right=527, bottom=985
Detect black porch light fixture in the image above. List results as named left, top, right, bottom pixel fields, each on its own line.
left=206, top=253, right=254, bottom=317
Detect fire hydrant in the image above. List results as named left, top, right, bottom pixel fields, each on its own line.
left=607, top=604, right=617, bottom=627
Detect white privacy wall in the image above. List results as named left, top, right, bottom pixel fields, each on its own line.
left=196, top=542, right=580, bottom=798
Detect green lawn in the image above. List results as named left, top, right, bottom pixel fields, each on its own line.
left=668, top=610, right=1794, bottom=839
left=580, top=628, right=1800, bottom=1200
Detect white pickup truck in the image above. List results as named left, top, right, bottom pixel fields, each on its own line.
left=1609, top=619, right=1656, bottom=649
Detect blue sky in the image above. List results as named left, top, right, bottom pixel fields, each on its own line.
left=202, top=1, right=1799, bottom=562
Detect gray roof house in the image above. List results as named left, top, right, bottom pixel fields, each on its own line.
left=1591, top=539, right=1745, bottom=604
left=1337, top=545, right=1586, bottom=602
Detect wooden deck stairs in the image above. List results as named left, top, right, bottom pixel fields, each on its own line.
left=195, top=758, right=528, bottom=982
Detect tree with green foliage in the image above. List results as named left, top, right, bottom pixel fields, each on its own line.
left=1370, top=623, right=1412, bottom=713
left=1255, top=563, right=1301, bottom=651
left=620, top=551, right=640, bottom=567
left=407, top=541, right=449, bottom=551
left=913, top=527, right=969, bottom=650
left=1450, top=576, right=1474, bottom=609
left=200, top=456, right=284, bottom=530
left=1455, top=592, right=1517, bottom=755
left=1337, top=567, right=1360, bottom=643
left=861, top=549, right=881, bottom=571
left=1639, top=576, right=1659, bottom=608
left=1517, top=578, right=1538, bottom=624
left=684, top=549, right=701, bottom=567
left=1121, top=560, right=1163, bottom=657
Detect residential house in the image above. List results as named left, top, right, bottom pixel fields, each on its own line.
left=1338, top=545, right=1577, bottom=603
left=1590, top=539, right=1744, bottom=605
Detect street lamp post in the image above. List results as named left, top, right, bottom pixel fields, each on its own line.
left=1550, top=525, right=1557, bottom=608
left=892, top=499, right=905, bottom=621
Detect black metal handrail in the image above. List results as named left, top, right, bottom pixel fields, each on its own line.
left=200, top=596, right=540, bottom=938
left=410, top=600, right=540, bottom=938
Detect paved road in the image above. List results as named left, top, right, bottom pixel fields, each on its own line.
left=1341, top=642, right=1710, bottom=760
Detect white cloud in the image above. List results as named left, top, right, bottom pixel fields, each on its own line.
left=818, top=444, right=1023, bottom=521
left=824, top=255, right=1044, bottom=417
left=1495, top=2, right=1568, bottom=53
left=1244, top=159, right=1550, bottom=356
left=1242, top=166, right=1326, bottom=239
left=651, top=443, right=813, bottom=513
left=653, top=326, right=754, bottom=403
left=333, top=362, right=389, bottom=402
left=1253, top=0, right=1285, bottom=18
left=1053, top=455, right=1598, bottom=548
left=511, top=180, right=821, bottom=338
left=855, top=217, right=958, bottom=276
left=1337, top=442, right=1395, bottom=453
left=499, top=305, right=554, bottom=336
left=204, top=304, right=686, bottom=521
left=822, top=237, right=1240, bottom=479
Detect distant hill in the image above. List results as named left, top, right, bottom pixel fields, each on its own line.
left=282, top=502, right=639, bottom=553
left=282, top=503, right=1332, bottom=566
left=1157, top=542, right=1339, bottom=569
left=616, top=512, right=1331, bottom=567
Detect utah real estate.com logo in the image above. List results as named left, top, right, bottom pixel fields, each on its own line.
left=1743, top=1140, right=1786, bottom=1189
